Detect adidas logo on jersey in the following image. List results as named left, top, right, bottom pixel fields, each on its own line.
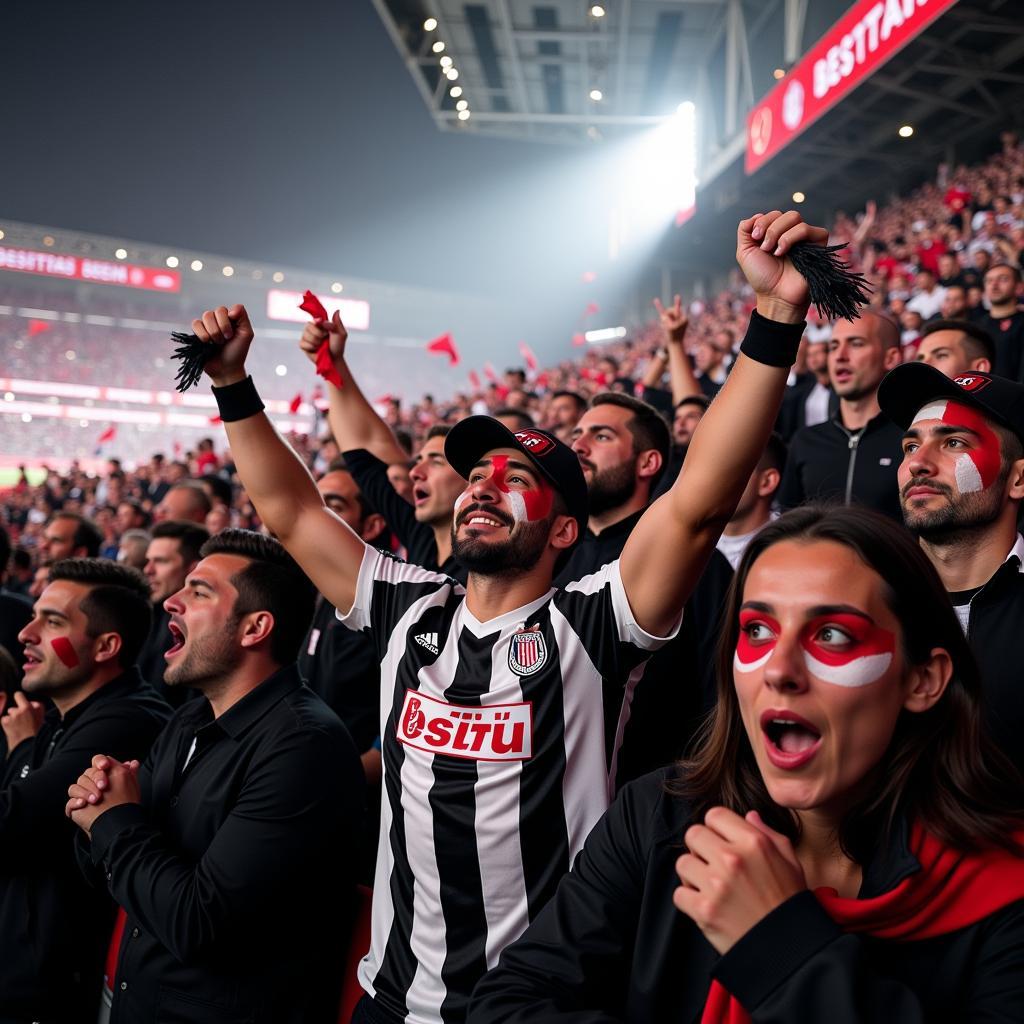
left=414, top=632, right=440, bottom=655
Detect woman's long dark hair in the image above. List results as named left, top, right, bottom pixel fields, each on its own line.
left=675, top=504, right=1024, bottom=859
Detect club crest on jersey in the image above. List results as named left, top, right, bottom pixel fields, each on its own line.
left=508, top=628, right=547, bottom=676
left=398, top=690, right=533, bottom=761
left=954, top=375, right=992, bottom=393
left=515, top=430, right=555, bottom=456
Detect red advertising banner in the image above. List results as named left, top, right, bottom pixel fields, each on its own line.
left=745, top=0, right=961, bottom=174
left=0, top=245, right=181, bottom=292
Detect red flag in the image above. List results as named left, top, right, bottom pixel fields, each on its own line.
left=572, top=333, right=587, bottom=347
left=426, top=332, right=460, bottom=367
left=484, top=362, right=498, bottom=383
left=289, top=392, right=303, bottom=414
left=28, top=320, right=52, bottom=337
left=300, top=289, right=343, bottom=389
left=518, top=342, right=538, bottom=372
left=96, top=425, right=117, bottom=444
left=583, top=302, right=600, bottom=317
left=468, top=370, right=481, bottom=390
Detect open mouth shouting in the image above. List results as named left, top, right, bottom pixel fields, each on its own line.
left=165, top=620, right=187, bottom=660
left=413, top=485, right=431, bottom=508
left=760, top=708, right=823, bottom=769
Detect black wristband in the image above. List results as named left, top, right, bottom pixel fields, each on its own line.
left=211, top=375, right=265, bottom=422
left=739, top=309, right=806, bottom=368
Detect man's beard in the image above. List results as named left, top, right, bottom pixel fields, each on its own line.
left=164, top=618, right=242, bottom=690
left=902, top=473, right=1006, bottom=543
left=451, top=505, right=551, bottom=577
left=580, top=458, right=638, bottom=517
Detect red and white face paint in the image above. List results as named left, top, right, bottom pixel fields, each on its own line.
left=912, top=400, right=1002, bottom=494
left=735, top=610, right=896, bottom=688
left=457, top=454, right=554, bottom=526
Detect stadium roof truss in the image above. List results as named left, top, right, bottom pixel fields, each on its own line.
left=373, top=0, right=1024, bottom=190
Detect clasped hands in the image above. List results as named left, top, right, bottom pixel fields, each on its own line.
left=674, top=806, right=806, bottom=955
left=64, top=754, right=141, bottom=837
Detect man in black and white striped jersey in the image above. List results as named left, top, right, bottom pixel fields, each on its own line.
left=189, top=210, right=827, bottom=1024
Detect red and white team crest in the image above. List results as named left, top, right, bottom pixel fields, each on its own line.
left=514, top=430, right=555, bottom=456
left=508, top=629, right=547, bottom=676
left=954, top=375, right=992, bottom=393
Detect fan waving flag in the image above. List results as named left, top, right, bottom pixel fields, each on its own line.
left=96, top=425, right=117, bottom=445
left=299, top=290, right=344, bottom=389
left=289, top=393, right=303, bottom=414
left=426, top=332, right=460, bottom=367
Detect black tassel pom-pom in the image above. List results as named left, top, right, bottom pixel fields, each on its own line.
left=788, top=242, right=872, bottom=322
left=170, top=332, right=212, bottom=393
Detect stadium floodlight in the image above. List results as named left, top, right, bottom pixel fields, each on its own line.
left=166, top=256, right=179, bottom=268
left=0, top=230, right=5, bottom=240
left=456, top=99, right=468, bottom=111
left=275, top=364, right=288, bottom=377
left=222, top=266, right=234, bottom=277
left=432, top=40, right=445, bottom=53
left=440, top=55, right=453, bottom=68
left=458, top=109, right=471, bottom=121
left=272, top=271, right=285, bottom=283
left=21, top=413, right=31, bottom=423
left=773, top=68, right=785, bottom=80
left=792, top=191, right=806, bottom=203
left=585, top=327, right=627, bottom=342
left=590, top=5, right=605, bottom=16
left=590, top=89, right=603, bottom=101
left=190, top=260, right=203, bottom=271
left=423, top=17, right=437, bottom=31
left=445, top=68, right=459, bottom=80
left=899, top=124, right=914, bottom=138
left=450, top=86, right=463, bottom=98
left=115, top=248, right=128, bottom=260
left=331, top=282, right=343, bottom=293
left=65, top=350, right=76, bottom=361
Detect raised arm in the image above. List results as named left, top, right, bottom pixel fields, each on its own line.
left=653, top=295, right=703, bottom=403
left=619, top=211, right=824, bottom=635
left=192, top=305, right=367, bottom=614
left=298, top=311, right=409, bottom=466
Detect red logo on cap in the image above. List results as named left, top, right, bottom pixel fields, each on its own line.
left=515, top=430, right=555, bottom=456
left=954, top=376, right=993, bottom=393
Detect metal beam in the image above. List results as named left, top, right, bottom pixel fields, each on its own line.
left=783, top=0, right=808, bottom=65
left=436, top=111, right=669, bottom=125
left=494, top=0, right=531, bottom=116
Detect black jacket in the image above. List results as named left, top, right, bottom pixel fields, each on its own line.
left=469, top=767, right=1024, bottom=1023
left=779, top=411, right=905, bottom=520
left=0, top=669, right=170, bottom=1024
left=79, top=665, right=365, bottom=1024
left=343, top=448, right=468, bottom=583
left=960, top=549, right=1024, bottom=779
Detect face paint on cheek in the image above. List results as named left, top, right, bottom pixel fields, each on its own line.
left=734, top=611, right=780, bottom=673
left=912, top=400, right=1002, bottom=493
left=50, top=636, right=79, bottom=668
left=490, top=455, right=555, bottom=523
left=800, top=614, right=895, bottom=688
left=453, top=490, right=472, bottom=520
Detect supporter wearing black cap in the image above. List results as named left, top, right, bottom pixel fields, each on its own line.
left=880, top=363, right=1024, bottom=773
left=779, top=310, right=905, bottom=519
left=1, top=559, right=168, bottom=1023
left=915, top=319, right=995, bottom=378
left=189, top=208, right=827, bottom=1024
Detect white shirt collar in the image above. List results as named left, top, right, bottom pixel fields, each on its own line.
left=1007, top=533, right=1024, bottom=574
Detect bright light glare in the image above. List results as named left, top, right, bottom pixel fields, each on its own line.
left=773, top=68, right=785, bottom=80
left=222, top=266, right=234, bottom=277
left=458, top=109, right=471, bottom=121
left=440, top=55, right=453, bottom=68
left=445, top=68, right=459, bottom=80
left=590, top=89, right=603, bottom=101
left=450, top=86, right=463, bottom=98
left=585, top=326, right=627, bottom=342
left=115, top=248, right=127, bottom=260
left=432, top=40, right=445, bottom=53
left=166, top=256, right=179, bottom=268
left=792, top=191, right=806, bottom=203
left=899, top=124, right=914, bottom=138
left=275, top=364, right=288, bottom=377
left=191, top=259, right=203, bottom=271
left=591, top=5, right=605, bottom=16
left=456, top=99, right=468, bottom=111
left=331, top=282, right=343, bottom=293
left=423, top=17, right=437, bottom=31
left=272, top=271, right=285, bottom=283
left=609, top=102, right=698, bottom=258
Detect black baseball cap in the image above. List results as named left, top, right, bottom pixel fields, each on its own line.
left=444, top=416, right=589, bottom=536
left=878, top=364, right=1024, bottom=443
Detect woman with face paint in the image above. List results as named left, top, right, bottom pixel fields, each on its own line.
left=469, top=505, right=1024, bottom=1024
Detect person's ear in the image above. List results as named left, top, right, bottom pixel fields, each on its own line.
left=360, top=512, right=388, bottom=544
left=757, top=468, right=780, bottom=499
left=903, top=647, right=952, bottom=714
left=635, top=449, right=663, bottom=482
left=883, top=344, right=903, bottom=371
left=1005, top=457, right=1024, bottom=502
left=92, top=632, right=123, bottom=665
left=239, top=611, right=274, bottom=649
left=549, top=515, right=579, bottom=552
left=971, top=356, right=992, bottom=373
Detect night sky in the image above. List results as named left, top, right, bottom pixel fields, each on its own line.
left=2, top=0, right=614, bottom=302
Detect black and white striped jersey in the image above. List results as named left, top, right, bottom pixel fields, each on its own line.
left=338, top=547, right=680, bottom=1024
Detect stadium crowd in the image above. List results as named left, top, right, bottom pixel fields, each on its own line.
left=1, top=133, right=1024, bottom=1024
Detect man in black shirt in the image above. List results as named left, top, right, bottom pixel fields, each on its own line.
left=780, top=310, right=905, bottom=519
left=1, top=559, right=169, bottom=1024
left=879, top=364, right=1024, bottom=776
left=975, top=264, right=1024, bottom=381
left=67, top=529, right=364, bottom=1024
left=137, top=520, right=209, bottom=704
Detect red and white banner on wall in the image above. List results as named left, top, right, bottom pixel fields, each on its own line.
left=0, top=245, right=181, bottom=292
left=745, top=0, right=961, bottom=174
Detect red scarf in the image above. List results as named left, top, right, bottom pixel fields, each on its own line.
left=701, top=824, right=1024, bottom=1024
